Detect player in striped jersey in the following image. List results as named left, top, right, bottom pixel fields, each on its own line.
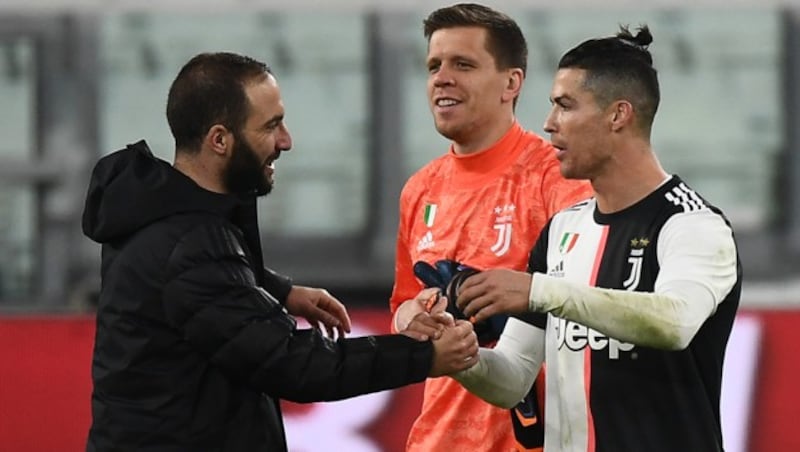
left=451, top=25, right=741, bottom=452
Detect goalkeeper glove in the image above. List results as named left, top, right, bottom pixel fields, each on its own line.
left=413, top=259, right=508, bottom=345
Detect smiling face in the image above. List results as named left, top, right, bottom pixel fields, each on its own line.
left=223, top=74, right=292, bottom=196
left=543, top=68, right=615, bottom=181
left=426, top=26, right=519, bottom=153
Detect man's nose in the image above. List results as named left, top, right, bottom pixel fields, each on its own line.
left=432, top=66, right=454, bottom=87
left=543, top=111, right=556, bottom=134
left=278, top=124, right=292, bottom=151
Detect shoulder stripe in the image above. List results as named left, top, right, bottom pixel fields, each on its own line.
left=664, top=182, right=706, bottom=213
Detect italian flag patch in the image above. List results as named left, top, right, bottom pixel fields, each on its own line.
left=423, top=204, right=437, bottom=227
left=559, top=232, right=580, bottom=254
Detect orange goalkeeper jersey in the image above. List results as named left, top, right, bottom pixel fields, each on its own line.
left=390, top=122, right=592, bottom=452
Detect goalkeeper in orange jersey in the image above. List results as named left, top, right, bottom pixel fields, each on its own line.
left=389, top=4, right=592, bottom=451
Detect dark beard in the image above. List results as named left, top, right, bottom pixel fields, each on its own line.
left=222, top=131, right=272, bottom=197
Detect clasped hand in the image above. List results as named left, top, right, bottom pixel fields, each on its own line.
left=399, top=288, right=480, bottom=377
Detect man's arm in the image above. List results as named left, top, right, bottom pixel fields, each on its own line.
left=528, top=274, right=714, bottom=350
left=452, top=220, right=548, bottom=408
left=163, top=222, right=477, bottom=402
left=458, top=210, right=738, bottom=350
left=389, top=186, right=428, bottom=331
left=262, top=267, right=292, bottom=302
left=452, top=318, right=545, bottom=408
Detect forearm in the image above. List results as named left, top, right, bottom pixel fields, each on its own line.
left=259, top=331, right=432, bottom=403
left=180, top=289, right=432, bottom=402
left=529, top=273, right=715, bottom=350
left=263, top=267, right=293, bottom=303
left=453, top=318, right=543, bottom=408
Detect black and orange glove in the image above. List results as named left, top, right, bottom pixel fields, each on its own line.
left=413, top=259, right=508, bottom=345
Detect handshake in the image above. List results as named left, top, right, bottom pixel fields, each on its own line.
left=393, top=259, right=515, bottom=378
left=395, top=261, right=536, bottom=377
left=413, top=260, right=509, bottom=346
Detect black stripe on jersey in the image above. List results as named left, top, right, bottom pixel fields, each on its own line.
left=517, top=220, right=550, bottom=329
left=564, top=199, right=592, bottom=212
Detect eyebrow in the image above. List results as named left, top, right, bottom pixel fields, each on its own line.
left=426, top=56, right=441, bottom=67
left=450, top=54, right=477, bottom=63
left=427, top=54, right=478, bottom=66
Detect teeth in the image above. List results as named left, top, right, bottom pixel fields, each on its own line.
left=437, top=99, right=458, bottom=107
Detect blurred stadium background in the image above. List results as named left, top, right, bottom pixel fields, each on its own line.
left=0, top=0, right=798, bottom=451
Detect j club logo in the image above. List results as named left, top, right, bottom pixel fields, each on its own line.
left=490, top=204, right=515, bottom=256
left=623, top=237, right=649, bottom=291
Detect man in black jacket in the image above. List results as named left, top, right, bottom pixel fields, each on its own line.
left=82, top=52, right=478, bottom=452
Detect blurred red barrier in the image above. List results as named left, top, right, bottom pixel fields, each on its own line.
left=0, top=309, right=798, bottom=452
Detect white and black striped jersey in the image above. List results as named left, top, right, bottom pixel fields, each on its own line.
left=521, top=175, right=742, bottom=452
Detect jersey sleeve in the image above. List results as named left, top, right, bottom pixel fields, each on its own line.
left=262, top=266, right=292, bottom=304
left=453, top=317, right=545, bottom=408
left=656, top=209, right=739, bottom=313
left=527, top=209, right=739, bottom=350
left=389, top=180, right=424, bottom=314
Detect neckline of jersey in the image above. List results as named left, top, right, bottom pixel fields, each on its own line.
left=446, top=122, right=527, bottom=189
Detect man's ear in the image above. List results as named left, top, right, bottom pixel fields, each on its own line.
left=609, top=100, right=634, bottom=132
left=501, top=68, right=524, bottom=104
left=205, top=124, right=232, bottom=156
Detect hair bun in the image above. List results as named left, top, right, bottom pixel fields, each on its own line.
left=619, top=25, right=653, bottom=48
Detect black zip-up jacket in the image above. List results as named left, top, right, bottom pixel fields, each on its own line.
left=82, top=141, right=433, bottom=451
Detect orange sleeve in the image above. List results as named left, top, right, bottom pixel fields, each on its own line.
left=389, top=182, right=424, bottom=315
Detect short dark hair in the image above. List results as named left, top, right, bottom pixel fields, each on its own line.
left=166, top=52, right=272, bottom=152
left=558, top=25, right=660, bottom=135
left=423, top=3, right=528, bottom=75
